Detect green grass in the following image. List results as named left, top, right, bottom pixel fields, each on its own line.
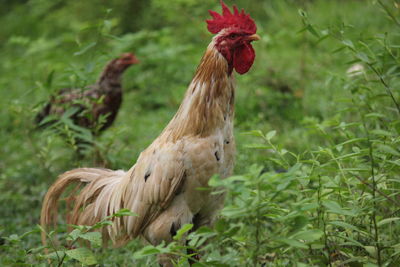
left=1, top=0, right=400, bottom=266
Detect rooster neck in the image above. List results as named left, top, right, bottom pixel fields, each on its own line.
left=163, top=45, right=235, bottom=142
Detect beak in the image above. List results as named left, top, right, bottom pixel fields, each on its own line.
left=247, top=34, right=261, bottom=42
left=130, top=56, right=140, bottom=64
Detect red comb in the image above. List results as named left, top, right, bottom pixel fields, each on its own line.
left=206, top=1, right=257, bottom=35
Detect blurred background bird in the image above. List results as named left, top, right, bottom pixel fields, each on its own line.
left=41, top=1, right=259, bottom=266
left=35, top=53, right=139, bottom=155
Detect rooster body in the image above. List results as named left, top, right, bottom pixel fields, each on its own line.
left=36, top=53, right=138, bottom=134
left=41, top=2, right=258, bottom=266
left=42, top=43, right=235, bottom=246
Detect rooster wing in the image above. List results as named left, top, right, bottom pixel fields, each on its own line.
left=121, top=141, right=186, bottom=238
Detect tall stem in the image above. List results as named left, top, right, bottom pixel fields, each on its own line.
left=368, top=64, right=400, bottom=115
left=362, top=117, right=382, bottom=266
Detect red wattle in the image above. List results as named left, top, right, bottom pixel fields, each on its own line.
left=233, top=43, right=255, bottom=74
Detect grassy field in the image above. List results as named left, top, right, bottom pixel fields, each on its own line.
left=1, top=0, right=400, bottom=266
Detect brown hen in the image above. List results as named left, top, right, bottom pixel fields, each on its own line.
left=36, top=53, right=139, bottom=135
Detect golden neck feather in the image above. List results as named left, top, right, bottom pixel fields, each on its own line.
left=162, top=43, right=236, bottom=142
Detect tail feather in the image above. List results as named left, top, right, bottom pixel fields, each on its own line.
left=40, top=168, right=126, bottom=247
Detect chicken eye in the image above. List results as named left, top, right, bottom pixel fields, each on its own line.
left=228, top=33, right=238, bottom=40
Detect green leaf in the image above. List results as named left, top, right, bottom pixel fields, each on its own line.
left=336, top=234, right=364, bottom=247
left=173, top=224, right=193, bottom=240
left=329, top=221, right=360, bottom=232
left=371, top=129, right=393, bottom=137
left=291, top=229, right=323, bottom=242
left=299, top=203, right=319, bottom=211
left=224, top=226, right=240, bottom=237
left=215, top=219, right=228, bottom=233
left=61, top=106, right=80, bottom=119
left=277, top=238, right=308, bottom=249
left=133, top=245, right=161, bottom=259
left=377, top=144, right=400, bottom=156
left=45, top=70, right=55, bottom=88
left=377, top=217, right=400, bottom=227
left=298, top=9, right=307, bottom=18
left=356, top=52, right=371, bottom=64
left=289, top=216, right=309, bottom=234
left=364, top=246, right=377, bottom=258
left=113, top=209, right=138, bottom=218
left=244, top=144, right=271, bottom=149
left=65, top=247, right=97, bottom=265
left=44, top=251, right=66, bottom=261
left=388, top=160, right=400, bottom=167
left=336, top=138, right=366, bottom=147
left=266, top=130, right=276, bottom=140
left=80, top=232, right=102, bottom=247
left=74, top=42, right=97, bottom=56
left=342, top=39, right=355, bottom=50
left=306, top=24, right=320, bottom=38
left=67, top=229, right=81, bottom=241
left=92, top=220, right=113, bottom=229
left=316, top=33, right=329, bottom=44
left=365, top=112, right=386, bottom=118
left=323, top=200, right=355, bottom=216
left=242, top=130, right=264, bottom=138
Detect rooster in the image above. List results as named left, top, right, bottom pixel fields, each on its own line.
left=36, top=53, right=139, bottom=136
left=41, top=2, right=259, bottom=266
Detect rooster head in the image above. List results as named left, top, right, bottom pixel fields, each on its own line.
left=114, top=53, right=139, bottom=72
left=207, top=1, right=259, bottom=74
